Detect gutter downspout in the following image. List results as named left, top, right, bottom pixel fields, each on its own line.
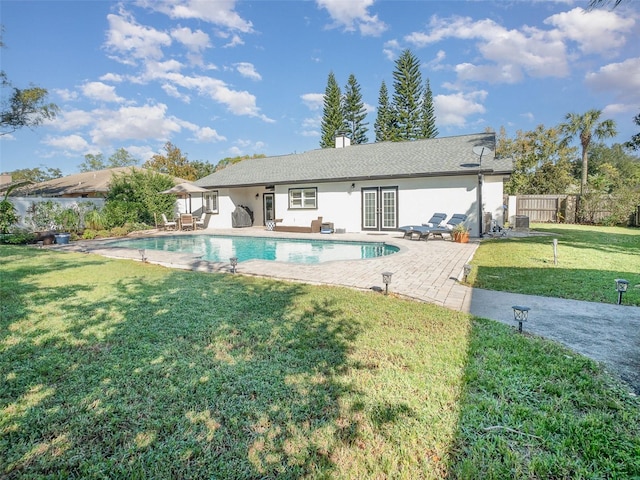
left=478, top=173, right=484, bottom=237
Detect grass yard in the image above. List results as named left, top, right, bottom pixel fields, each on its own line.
left=1, top=246, right=639, bottom=479
left=471, top=224, right=640, bottom=306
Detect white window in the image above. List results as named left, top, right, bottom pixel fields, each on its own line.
left=289, top=188, right=317, bottom=209
left=204, top=191, right=219, bottom=213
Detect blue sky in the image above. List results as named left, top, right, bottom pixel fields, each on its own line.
left=1, top=0, right=639, bottom=175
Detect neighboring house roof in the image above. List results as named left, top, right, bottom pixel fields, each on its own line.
left=196, top=133, right=513, bottom=189
left=0, top=179, right=32, bottom=196
left=12, top=167, right=186, bottom=197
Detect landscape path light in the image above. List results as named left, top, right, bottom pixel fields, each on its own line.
left=382, top=272, right=393, bottom=295
left=463, top=264, right=472, bottom=282
left=615, top=279, right=629, bottom=305
left=512, top=305, right=530, bottom=333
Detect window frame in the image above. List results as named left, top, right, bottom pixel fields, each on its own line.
left=288, top=187, right=317, bottom=210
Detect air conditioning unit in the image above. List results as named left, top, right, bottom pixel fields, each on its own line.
left=514, top=215, right=529, bottom=230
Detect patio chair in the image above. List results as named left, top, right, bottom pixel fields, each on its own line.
left=418, top=214, right=467, bottom=241
left=161, top=213, right=177, bottom=231
left=398, top=213, right=447, bottom=239
left=180, top=213, right=194, bottom=231
left=194, top=213, right=206, bottom=230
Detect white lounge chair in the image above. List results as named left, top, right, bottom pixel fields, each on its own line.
left=195, top=214, right=206, bottom=230
left=161, top=213, right=177, bottom=231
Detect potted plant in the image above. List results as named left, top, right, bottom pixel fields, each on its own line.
left=53, top=207, right=79, bottom=244
left=452, top=223, right=470, bottom=243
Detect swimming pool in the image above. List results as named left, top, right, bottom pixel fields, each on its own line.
left=106, top=235, right=399, bottom=264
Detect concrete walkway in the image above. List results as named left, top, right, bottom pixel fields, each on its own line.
left=69, top=228, right=640, bottom=394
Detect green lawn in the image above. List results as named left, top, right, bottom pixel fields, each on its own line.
left=470, top=224, right=640, bottom=306
left=1, top=246, right=639, bottom=479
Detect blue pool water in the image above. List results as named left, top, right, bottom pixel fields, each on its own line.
left=106, top=235, right=399, bottom=264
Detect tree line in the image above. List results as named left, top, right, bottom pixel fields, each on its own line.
left=320, top=49, right=437, bottom=148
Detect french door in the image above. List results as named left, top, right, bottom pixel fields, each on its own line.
left=263, top=193, right=275, bottom=225
left=362, top=187, right=398, bottom=231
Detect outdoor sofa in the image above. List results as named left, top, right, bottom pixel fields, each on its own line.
left=273, top=217, right=323, bottom=233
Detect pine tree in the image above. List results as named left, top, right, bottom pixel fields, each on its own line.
left=320, top=71, right=344, bottom=148
left=342, top=74, right=368, bottom=144
left=374, top=81, right=396, bottom=142
left=392, top=49, right=423, bottom=141
left=420, top=79, right=438, bottom=138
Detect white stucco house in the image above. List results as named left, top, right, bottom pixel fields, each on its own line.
left=194, top=132, right=513, bottom=237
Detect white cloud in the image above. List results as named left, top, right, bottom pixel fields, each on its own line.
left=54, top=89, right=78, bottom=102
left=88, top=103, right=182, bottom=145
left=301, top=93, right=324, bottom=110
left=140, top=0, right=254, bottom=33
left=159, top=72, right=273, bottom=121
left=316, top=0, right=387, bottom=36
left=434, top=90, right=487, bottom=127
left=300, top=116, right=321, bottom=137
left=170, top=26, right=211, bottom=52
left=43, top=134, right=90, bottom=152
left=235, top=62, right=262, bottom=81
left=545, top=7, right=635, bottom=56
left=455, top=62, right=525, bottom=85
left=426, top=50, right=447, bottom=71
left=140, top=59, right=184, bottom=81
left=193, top=126, right=226, bottom=142
left=105, top=9, right=172, bottom=65
left=54, top=109, right=95, bottom=130
left=223, top=34, right=244, bottom=48
left=126, top=144, right=155, bottom=162
left=162, top=83, right=191, bottom=103
left=382, top=39, right=400, bottom=61
left=99, top=73, right=124, bottom=83
left=585, top=57, right=640, bottom=104
left=408, top=15, right=571, bottom=83
left=602, top=103, right=631, bottom=116
left=81, top=82, right=125, bottom=103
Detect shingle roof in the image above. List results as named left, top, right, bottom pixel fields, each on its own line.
left=196, top=133, right=513, bottom=188
left=12, top=167, right=187, bottom=196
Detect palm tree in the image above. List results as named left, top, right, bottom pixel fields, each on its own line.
left=560, top=109, right=617, bottom=195
left=588, top=0, right=624, bottom=9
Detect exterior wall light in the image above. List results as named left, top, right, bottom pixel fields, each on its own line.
left=230, top=257, right=238, bottom=273
left=512, top=305, right=530, bottom=333
left=382, top=272, right=393, bottom=295
left=615, top=279, right=629, bottom=305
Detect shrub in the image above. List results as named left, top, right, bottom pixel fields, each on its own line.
left=0, top=199, right=19, bottom=234
left=96, top=229, right=111, bottom=238
left=105, top=169, right=175, bottom=226
left=27, top=200, right=62, bottom=231
left=123, top=222, right=152, bottom=234
left=56, top=207, right=80, bottom=233
left=102, top=200, right=139, bottom=229
left=84, top=207, right=105, bottom=230
left=82, top=229, right=98, bottom=240
left=0, top=229, right=36, bottom=244
left=109, top=226, right=128, bottom=237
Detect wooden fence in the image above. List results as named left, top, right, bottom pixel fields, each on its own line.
left=509, top=194, right=639, bottom=226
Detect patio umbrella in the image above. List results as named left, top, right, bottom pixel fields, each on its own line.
left=160, top=182, right=209, bottom=213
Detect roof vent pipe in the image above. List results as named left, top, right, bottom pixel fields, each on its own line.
left=335, top=134, right=351, bottom=149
